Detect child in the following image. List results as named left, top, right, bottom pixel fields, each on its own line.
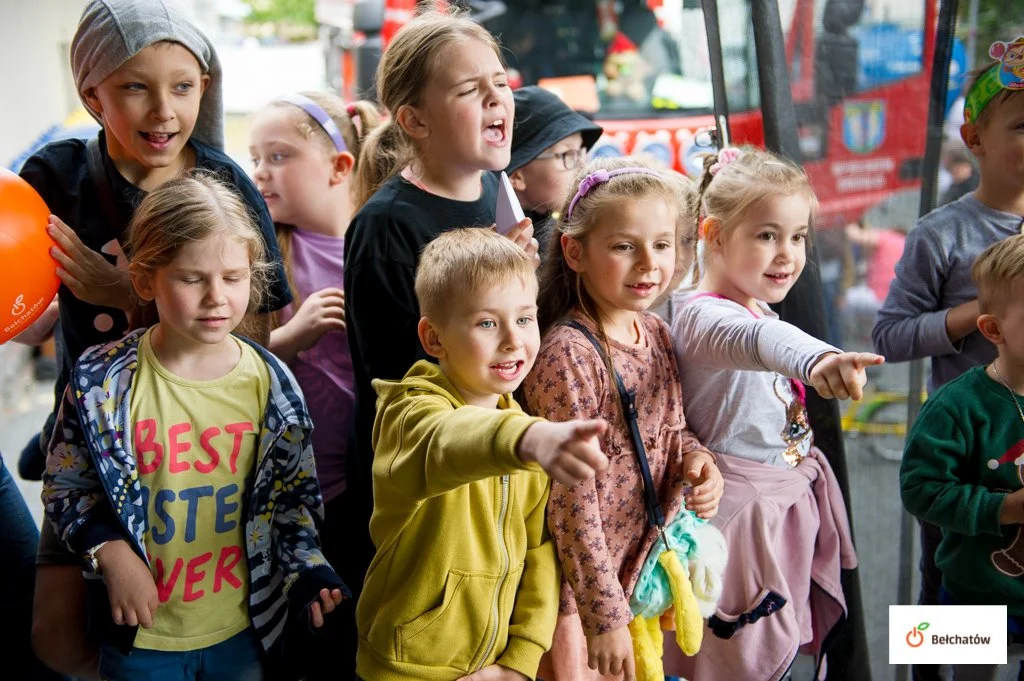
left=41, top=173, right=345, bottom=681
left=521, top=157, right=724, bottom=681
left=506, top=86, right=603, bottom=254
left=901, top=234, right=1024, bottom=681
left=249, top=90, right=380, bottom=679
left=873, top=52, right=1024, bottom=677
left=358, top=228, right=609, bottom=681
left=25, top=0, right=293, bottom=671
left=344, top=9, right=539, bottom=602
left=667, top=147, right=881, bottom=681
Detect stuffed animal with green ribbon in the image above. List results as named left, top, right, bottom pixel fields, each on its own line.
left=627, top=510, right=728, bottom=681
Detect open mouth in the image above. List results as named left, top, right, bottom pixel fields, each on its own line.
left=260, top=191, right=279, bottom=201
left=139, top=132, right=178, bottom=149
left=482, top=118, right=507, bottom=145
left=627, top=282, right=658, bottom=296
left=491, top=360, right=523, bottom=381
left=764, top=273, right=793, bottom=284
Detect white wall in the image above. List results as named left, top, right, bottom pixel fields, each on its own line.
left=0, top=1, right=83, bottom=168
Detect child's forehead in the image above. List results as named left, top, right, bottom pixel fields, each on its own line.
left=111, top=41, right=203, bottom=78
left=453, top=276, right=538, bottom=312
left=170, top=232, right=249, bottom=264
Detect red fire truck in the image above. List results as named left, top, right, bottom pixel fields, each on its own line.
left=324, top=0, right=941, bottom=229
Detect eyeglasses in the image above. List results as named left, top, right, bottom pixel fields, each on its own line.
left=534, top=148, right=586, bottom=171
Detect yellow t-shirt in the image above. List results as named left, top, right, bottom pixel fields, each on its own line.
left=129, top=328, right=270, bottom=651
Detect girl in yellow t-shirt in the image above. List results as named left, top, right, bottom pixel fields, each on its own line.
left=43, top=172, right=346, bottom=681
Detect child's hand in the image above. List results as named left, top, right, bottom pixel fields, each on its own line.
left=284, top=287, right=347, bottom=353
left=808, top=351, right=885, bottom=401
left=309, top=587, right=346, bottom=628
left=682, top=450, right=724, bottom=519
left=999, top=489, right=1024, bottom=525
left=456, top=664, right=529, bottom=681
left=47, top=216, right=134, bottom=310
left=503, top=218, right=540, bottom=269
left=96, top=540, right=159, bottom=628
left=518, top=419, right=610, bottom=486
left=586, top=626, right=636, bottom=680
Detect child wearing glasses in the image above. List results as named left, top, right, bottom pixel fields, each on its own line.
left=506, top=86, right=603, bottom=256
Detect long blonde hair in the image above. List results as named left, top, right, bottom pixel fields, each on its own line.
left=126, top=171, right=273, bottom=315
left=354, top=9, right=502, bottom=209
left=267, top=92, right=382, bottom=310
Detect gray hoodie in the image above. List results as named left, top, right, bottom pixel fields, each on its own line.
left=71, top=0, right=224, bottom=150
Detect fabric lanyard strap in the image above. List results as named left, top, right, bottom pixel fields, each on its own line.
left=564, top=320, right=666, bottom=528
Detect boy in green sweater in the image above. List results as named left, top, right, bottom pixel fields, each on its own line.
left=901, top=233, right=1024, bottom=679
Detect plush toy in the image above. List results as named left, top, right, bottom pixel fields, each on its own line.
left=603, top=33, right=651, bottom=104
left=628, top=511, right=728, bottom=681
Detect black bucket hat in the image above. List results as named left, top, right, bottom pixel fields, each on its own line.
left=507, top=86, right=604, bottom=173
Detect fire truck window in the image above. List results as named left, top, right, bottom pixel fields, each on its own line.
left=818, top=0, right=926, bottom=92
left=493, top=1, right=714, bottom=118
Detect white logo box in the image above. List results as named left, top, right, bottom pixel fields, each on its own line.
left=890, top=605, right=1008, bottom=665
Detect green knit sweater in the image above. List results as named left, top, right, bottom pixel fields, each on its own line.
left=901, top=365, right=1024, bottom=613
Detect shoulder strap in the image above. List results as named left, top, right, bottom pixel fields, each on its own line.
left=564, top=319, right=665, bottom=528
left=86, top=136, right=121, bottom=233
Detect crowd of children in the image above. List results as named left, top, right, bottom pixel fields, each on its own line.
left=9, top=0, right=1024, bottom=679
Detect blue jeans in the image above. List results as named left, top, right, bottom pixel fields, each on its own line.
left=0, top=453, right=65, bottom=680
left=99, top=628, right=264, bottom=681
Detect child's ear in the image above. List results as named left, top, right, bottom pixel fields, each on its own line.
left=131, top=271, right=155, bottom=302
left=702, top=216, right=725, bottom=251
left=961, top=122, right=982, bottom=155
left=83, top=87, right=103, bottom=117
left=330, top=152, right=356, bottom=185
left=509, top=169, right=527, bottom=192
left=417, top=316, right=446, bottom=360
left=395, top=104, right=429, bottom=140
left=561, top=233, right=584, bottom=273
left=199, top=73, right=211, bottom=96
left=977, top=313, right=1004, bottom=345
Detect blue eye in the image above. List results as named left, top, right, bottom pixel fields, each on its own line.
left=517, top=316, right=534, bottom=326
left=479, top=320, right=496, bottom=329
left=175, top=82, right=194, bottom=93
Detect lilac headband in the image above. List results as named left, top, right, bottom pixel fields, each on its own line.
left=566, top=167, right=663, bottom=219
left=277, top=93, right=348, bottom=153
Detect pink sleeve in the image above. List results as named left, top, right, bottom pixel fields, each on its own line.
left=523, top=333, right=635, bottom=635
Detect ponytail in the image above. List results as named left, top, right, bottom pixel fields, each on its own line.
left=344, top=99, right=383, bottom=162
left=354, top=119, right=411, bottom=211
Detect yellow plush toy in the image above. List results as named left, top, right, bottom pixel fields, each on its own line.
left=627, top=516, right=728, bottom=681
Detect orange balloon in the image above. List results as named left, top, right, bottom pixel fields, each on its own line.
left=0, top=167, right=58, bottom=344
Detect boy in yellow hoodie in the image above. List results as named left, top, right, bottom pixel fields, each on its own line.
left=357, top=228, right=610, bottom=681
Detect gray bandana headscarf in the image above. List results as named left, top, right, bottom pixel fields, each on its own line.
left=71, top=0, right=225, bottom=150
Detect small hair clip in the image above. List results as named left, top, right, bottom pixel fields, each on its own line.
left=566, top=167, right=663, bottom=220
left=709, top=147, right=741, bottom=176
left=346, top=102, right=362, bottom=137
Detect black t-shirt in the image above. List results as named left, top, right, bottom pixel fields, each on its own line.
left=19, top=131, right=292, bottom=411
left=343, top=170, right=499, bottom=499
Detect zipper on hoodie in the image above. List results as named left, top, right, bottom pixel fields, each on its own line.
left=478, top=475, right=511, bottom=669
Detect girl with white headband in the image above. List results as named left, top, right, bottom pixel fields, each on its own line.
left=248, top=92, right=381, bottom=680
left=523, top=157, right=725, bottom=681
